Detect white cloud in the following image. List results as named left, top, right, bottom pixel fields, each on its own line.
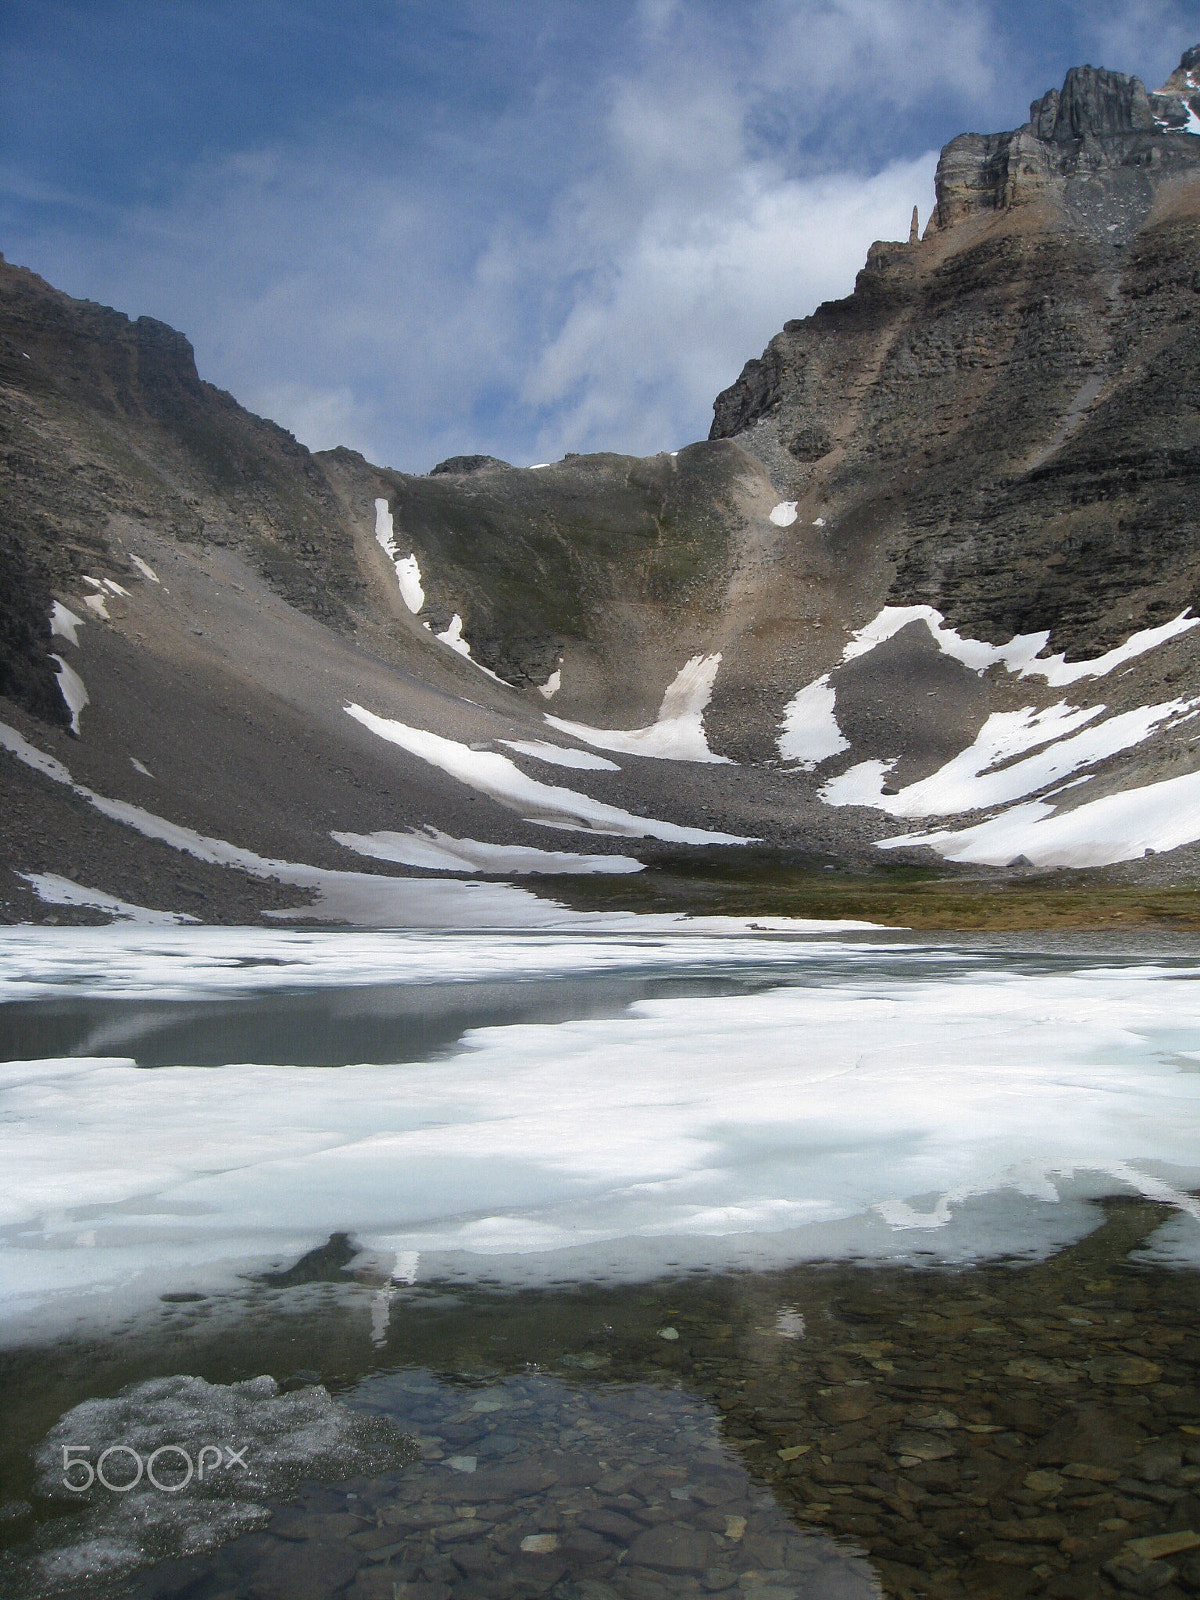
left=7, top=1, right=1019, bottom=469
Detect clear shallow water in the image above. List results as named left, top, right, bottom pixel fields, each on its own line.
left=1, top=926, right=1199, bottom=1599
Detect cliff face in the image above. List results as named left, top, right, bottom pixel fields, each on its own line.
left=0, top=255, right=364, bottom=649
left=711, top=49, right=1200, bottom=658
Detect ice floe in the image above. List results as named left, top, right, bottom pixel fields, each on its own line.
left=50, top=654, right=88, bottom=734
left=545, top=653, right=730, bottom=763
left=373, top=497, right=424, bottom=614
left=332, top=826, right=643, bottom=875
left=822, top=698, right=1194, bottom=817
left=17, top=873, right=196, bottom=925
left=769, top=501, right=798, bottom=527
left=2, top=950, right=1199, bottom=1318
left=49, top=602, right=84, bottom=646
left=879, top=764, right=1200, bottom=868
left=346, top=702, right=751, bottom=840
left=500, top=738, right=620, bottom=771
left=778, top=674, right=850, bottom=768
left=128, top=554, right=160, bottom=583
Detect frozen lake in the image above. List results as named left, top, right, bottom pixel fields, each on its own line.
left=2, top=924, right=1200, bottom=1598
left=2, top=926, right=1200, bottom=1338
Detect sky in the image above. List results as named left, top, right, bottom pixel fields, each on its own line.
left=3, top=1, right=1198, bottom=472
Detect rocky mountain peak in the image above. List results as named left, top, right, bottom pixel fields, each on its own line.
left=1028, top=64, right=1154, bottom=142
left=932, top=45, right=1200, bottom=232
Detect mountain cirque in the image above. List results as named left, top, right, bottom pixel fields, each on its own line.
left=1, top=48, right=1200, bottom=925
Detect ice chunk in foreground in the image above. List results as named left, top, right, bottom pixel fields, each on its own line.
left=10, top=1376, right=415, bottom=1594
left=49, top=603, right=84, bottom=646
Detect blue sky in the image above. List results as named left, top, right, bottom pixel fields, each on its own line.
left=3, top=0, right=1197, bottom=470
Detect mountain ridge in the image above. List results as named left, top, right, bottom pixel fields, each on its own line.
left=2, top=45, right=1200, bottom=924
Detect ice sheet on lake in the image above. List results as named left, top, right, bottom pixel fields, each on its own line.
left=879, top=763, right=1200, bottom=868
left=778, top=673, right=850, bottom=768
left=2, top=949, right=1199, bottom=1324
left=823, top=698, right=1193, bottom=817
left=0, top=925, right=888, bottom=1005
left=544, top=653, right=731, bottom=763
left=50, top=654, right=88, bottom=734
left=332, top=825, right=643, bottom=875
left=17, top=873, right=196, bottom=925
left=500, top=738, right=619, bottom=771
left=347, top=702, right=751, bottom=841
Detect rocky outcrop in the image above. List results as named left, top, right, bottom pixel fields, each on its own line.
left=0, top=254, right=363, bottom=643
left=931, top=60, right=1196, bottom=231
left=710, top=47, right=1200, bottom=659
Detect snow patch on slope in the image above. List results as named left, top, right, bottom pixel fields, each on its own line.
left=18, top=873, right=196, bottom=925
left=128, top=554, right=160, bottom=584
left=823, top=699, right=1193, bottom=817
left=50, top=654, right=88, bottom=734
left=332, top=826, right=643, bottom=875
left=778, top=674, right=850, bottom=768
left=769, top=501, right=798, bottom=527
left=50, top=603, right=84, bottom=646
left=346, top=702, right=751, bottom=841
left=545, top=654, right=730, bottom=763
left=842, top=605, right=1198, bottom=682
left=880, top=766, right=1200, bottom=868
left=374, top=498, right=424, bottom=614
left=501, top=739, right=620, bottom=771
